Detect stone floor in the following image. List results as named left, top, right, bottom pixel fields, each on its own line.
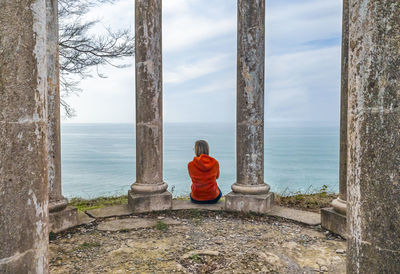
left=49, top=210, right=346, bottom=273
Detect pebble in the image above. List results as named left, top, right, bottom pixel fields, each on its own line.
left=336, top=249, right=346, bottom=254
left=321, top=265, right=328, bottom=272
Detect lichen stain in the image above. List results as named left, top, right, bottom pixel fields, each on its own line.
left=31, top=0, right=49, bottom=272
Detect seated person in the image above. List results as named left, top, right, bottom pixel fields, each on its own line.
left=188, top=140, right=222, bottom=204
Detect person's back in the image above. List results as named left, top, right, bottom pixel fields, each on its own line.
left=188, top=140, right=222, bottom=204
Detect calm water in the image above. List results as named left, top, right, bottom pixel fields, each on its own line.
left=61, top=123, right=339, bottom=198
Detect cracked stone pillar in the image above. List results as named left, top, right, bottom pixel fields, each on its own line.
left=225, top=0, right=274, bottom=214
left=0, top=0, right=49, bottom=273
left=347, top=0, right=400, bottom=272
left=128, top=0, right=172, bottom=213
left=321, top=0, right=349, bottom=238
left=46, top=0, right=78, bottom=233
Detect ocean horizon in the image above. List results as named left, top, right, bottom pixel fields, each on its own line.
left=61, top=122, right=340, bottom=199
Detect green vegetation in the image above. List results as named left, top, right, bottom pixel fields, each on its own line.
left=155, top=221, right=168, bottom=231
left=79, top=242, right=101, bottom=249
left=275, top=185, right=336, bottom=213
left=189, top=254, right=201, bottom=262
left=174, top=195, right=190, bottom=201
left=69, top=195, right=128, bottom=211
left=68, top=185, right=336, bottom=213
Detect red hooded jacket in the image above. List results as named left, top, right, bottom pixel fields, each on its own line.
left=188, top=154, right=220, bottom=201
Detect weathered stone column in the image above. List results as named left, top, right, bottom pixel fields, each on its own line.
left=0, top=0, right=49, bottom=272
left=347, top=0, right=400, bottom=272
left=128, top=0, right=172, bottom=213
left=225, top=0, right=274, bottom=214
left=46, top=0, right=78, bottom=233
left=321, top=0, right=349, bottom=238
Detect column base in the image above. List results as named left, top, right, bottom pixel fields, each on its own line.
left=128, top=190, right=172, bottom=213
left=321, top=207, right=347, bottom=239
left=225, top=192, right=274, bottom=214
left=49, top=206, right=79, bottom=233
left=49, top=197, right=68, bottom=213
left=331, top=197, right=347, bottom=215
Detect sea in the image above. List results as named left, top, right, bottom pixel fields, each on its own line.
left=61, top=123, right=340, bottom=199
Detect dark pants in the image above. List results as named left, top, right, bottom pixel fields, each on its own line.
left=190, top=188, right=222, bottom=204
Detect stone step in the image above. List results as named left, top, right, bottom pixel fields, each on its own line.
left=86, top=204, right=132, bottom=219
left=268, top=206, right=320, bottom=226
left=82, top=201, right=321, bottom=227
left=171, top=200, right=224, bottom=211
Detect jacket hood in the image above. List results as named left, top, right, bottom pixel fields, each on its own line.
left=192, top=154, right=218, bottom=172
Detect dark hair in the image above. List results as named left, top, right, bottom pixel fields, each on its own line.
left=195, top=140, right=209, bottom=156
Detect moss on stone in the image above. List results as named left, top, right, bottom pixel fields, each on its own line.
left=155, top=221, right=168, bottom=231
left=275, top=192, right=336, bottom=213
left=69, top=196, right=128, bottom=212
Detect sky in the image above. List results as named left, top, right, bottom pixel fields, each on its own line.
left=63, top=0, right=343, bottom=125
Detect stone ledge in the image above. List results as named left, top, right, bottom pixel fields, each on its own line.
left=321, top=207, right=347, bottom=238
left=171, top=200, right=224, bottom=211
left=77, top=211, right=95, bottom=226
left=49, top=206, right=79, bottom=233
left=269, top=206, right=321, bottom=226
left=86, top=204, right=132, bottom=219
left=67, top=200, right=324, bottom=229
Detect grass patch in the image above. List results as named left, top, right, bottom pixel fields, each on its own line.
left=67, top=185, right=336, bottom=213
left=69, top=195, right=128, bottom=212
left=275, top=185, right=336, bottom=212
left=155, top=221, right=168, bottom=230
left=174, top=195, right=190, bottom=201
left=189, top=254, right=201, bottom=262
left=79, top=241, right=101, bottom=249
left=187, top=209, right=202, bottom=219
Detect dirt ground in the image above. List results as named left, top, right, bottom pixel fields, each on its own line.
left=49, top=210, right=346, bottom=273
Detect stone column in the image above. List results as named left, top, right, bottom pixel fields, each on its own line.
left=347, top=0, right=400, bottom=272
left=128, top=0, right=172, bottom=213
left=0, top=0, right=49, bottom=273
left=46, top=0, right=78, bottom=233
left=225, top=0, right=274, bottom=214
left=321, top=0, right=349, bottom=238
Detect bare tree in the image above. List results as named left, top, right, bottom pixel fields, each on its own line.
left=58, top=0, right=134, bottom=117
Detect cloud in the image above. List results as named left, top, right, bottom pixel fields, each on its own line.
left=65, top=0, right=343, bottom=124
left=266, top=46, right=341, bottom=121
left=163, top=0, right=192, bottom=15
left=85, top=0, right=134, bottom=34
left=190, top=79, right=235, bottom=95
left=162, top=0, right=236, bottom=52
left=163, top=16, right=235, bottom=52
left=266, top=0, right=342, bottom=54
left=164, top=54, right=231, bottom=84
